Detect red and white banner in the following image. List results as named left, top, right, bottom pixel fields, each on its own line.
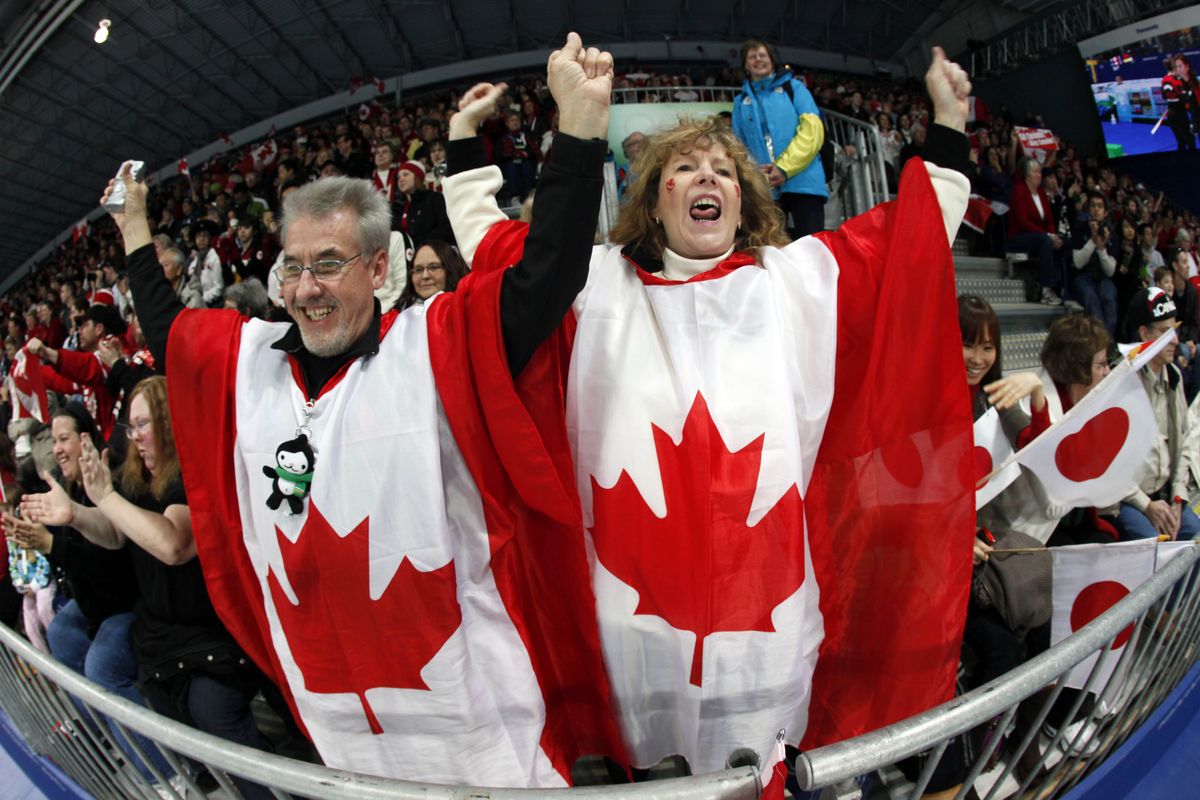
left=1014, top=126, right=1059, bottom=164
left=974, top=407, right=1020, bottom=509
left=1050, top=540, right=1156, bottom=690
left=962, top=195, right=1008, bottom=234
left=999, top=332, right=1173, bottom=508
left=177, top=158, right=190, bottom=177
left=759, top=732, right=788, bottom=800
left=967, top=96, right=990, bottom=124
left=9, top=349, right=50, bottom=424
left=71, top=218, right=89, bottom=244
left=252, top=138, right=277, bottom=170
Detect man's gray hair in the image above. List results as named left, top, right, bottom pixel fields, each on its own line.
left=280, top=176, right=391, bottom=258
left=161, top=247, right=186, bottom=268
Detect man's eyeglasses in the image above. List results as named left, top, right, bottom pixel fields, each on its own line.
left=412, top=263, right=445, bottom=276
left=275, top=253, right=362, bottom=284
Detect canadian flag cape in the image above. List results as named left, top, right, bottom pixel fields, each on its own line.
left=165, top=266, right=626, bottom=785
left=466, top=157, right=974, bottom=768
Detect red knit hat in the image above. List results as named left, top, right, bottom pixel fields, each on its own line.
left=397, top=160, right=425, bottom=184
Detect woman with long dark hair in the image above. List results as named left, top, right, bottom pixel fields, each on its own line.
left=394, top=240, right=468, bottom=311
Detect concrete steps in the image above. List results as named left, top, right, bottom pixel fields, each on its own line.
left=952, top=247, right=1065, bottom=376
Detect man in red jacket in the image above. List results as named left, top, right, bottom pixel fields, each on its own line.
left=24, top=304, right=125, bottom=440
left=1006, top=158, right=1065, bottom=305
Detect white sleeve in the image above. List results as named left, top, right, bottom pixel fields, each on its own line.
left=1073, top=240, right=1096, bottom=269
left=923, top=163, right=970, bottom=246
left=442, top=166, right=507, bottom=266
left=201, top=250, right=224, bottom=304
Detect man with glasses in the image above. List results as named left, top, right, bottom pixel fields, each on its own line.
left=99, top=30, right=625, bottom=788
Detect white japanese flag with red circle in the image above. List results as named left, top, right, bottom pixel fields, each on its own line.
left=1050, top=540, right=1156, bottom=690
left=973, top=407, right=1020, bottom=509
left=1011, top=332, right=1174, bottom=508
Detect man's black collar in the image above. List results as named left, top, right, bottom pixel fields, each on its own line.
left=271, top=299, right=383, bottom=396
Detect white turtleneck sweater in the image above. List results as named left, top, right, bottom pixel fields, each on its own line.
left=660, top=245, right=735, bottom=282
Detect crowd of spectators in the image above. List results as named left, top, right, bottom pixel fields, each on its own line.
left=0, top=43, right=1195, bottom=796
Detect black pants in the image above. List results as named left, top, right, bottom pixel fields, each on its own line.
left=778, top=193, right=826, bottom=238
left=1168, top=109, right=1195, bottom=152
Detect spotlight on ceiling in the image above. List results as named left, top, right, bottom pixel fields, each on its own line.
left=94, top=19, right=111, bottom=44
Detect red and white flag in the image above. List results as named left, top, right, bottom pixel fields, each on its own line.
left=252, top=139, right=277, bottom=170
left=974, top=407, right=1020, bottom=508
left=373, top=76, right=387, bottom=94
left=1050, top=540, right=1155, bottom=690
left=1007, top=332, right=1172, bottom=508
left=462, top=158, right=973, bottom=766
left=8, top=349, right=50, bottom=424
left=219, top=131, right=233, bottom=146
left=962, top=195, right=1008, bottom=234
left=967, top=96, right=990, bottom=124
left=177, top=158, right=190, bottom=177
left=71, top=218, right=89, bottom=244
left=759, top=731, right=788, bottom=800
left=165, top=266, right=629, bottom=783
left=1015, top=126, right=1059, bottom=164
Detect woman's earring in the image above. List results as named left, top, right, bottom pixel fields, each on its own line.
left=655, top=217, right=661, bottom=225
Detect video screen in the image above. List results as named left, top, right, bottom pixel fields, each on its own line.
left=1083, top=21, right=1200, bottom=157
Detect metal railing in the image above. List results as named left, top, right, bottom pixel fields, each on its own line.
left=799, top=542, right=1200, bottom=799
left=0, top=620, right=760, bottom=799
left=611, top=87, right=737, bottom=104
left=821, top=108, right=892, bottom=221
left=2, top=542, right=1197, bottom=799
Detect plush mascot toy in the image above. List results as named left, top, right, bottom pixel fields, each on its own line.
left=263, top=434, right=316, bottom=515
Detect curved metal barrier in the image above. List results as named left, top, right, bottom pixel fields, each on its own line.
left=1, top=542, right=1196, bottom=799
left=799, top=543, right=1200, bottom=799
left=821, top=108, right=891, bottom=220
left=0, top=620, right=759, bottom=798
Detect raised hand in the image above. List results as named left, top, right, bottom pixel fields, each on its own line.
left=79, top=435, right=115, bottom=507
left=548, top=32, right=614, bottom=140
left=96, top=337, right=123, bottom=368
left=449, top=82, right=509, bottom=140
left=99, top=161, right=151, bottom=251
left=983, top=371, right=1045, bottom=411
left=21, top=473, right=75, bottom=527
left=925, top=46, right=971, bottom=133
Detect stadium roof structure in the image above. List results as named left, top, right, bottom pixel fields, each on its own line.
left=0, top=0, right=1063, bottom=283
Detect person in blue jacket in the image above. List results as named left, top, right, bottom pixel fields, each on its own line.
left=732, top=38, right=828, bottom=237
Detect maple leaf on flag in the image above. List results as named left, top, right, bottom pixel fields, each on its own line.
left=177, top=158, right=189, bottom=176
left=266, top=502, right=461, bottom=734
left=590, top=393, right=806, bottom=687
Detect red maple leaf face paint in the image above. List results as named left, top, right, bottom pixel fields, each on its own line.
left=665, top=178, right=675, bottom=191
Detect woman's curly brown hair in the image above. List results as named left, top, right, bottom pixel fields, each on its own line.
left=609, top=115, right=789, bottom=257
